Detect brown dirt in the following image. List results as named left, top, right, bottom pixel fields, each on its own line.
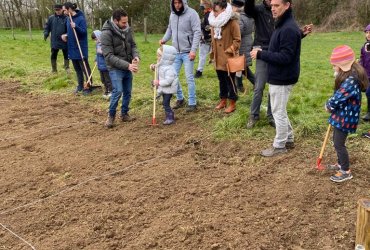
left=0, top=80, right=369, bottom=250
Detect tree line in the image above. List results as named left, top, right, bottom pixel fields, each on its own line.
left=0, top=0, right=368, bottom=32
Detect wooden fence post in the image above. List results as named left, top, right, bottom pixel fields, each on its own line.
left=99, top=18, right=102, bottom=30
left=28, top=19, right=32, bottom=40
left=144, top=17, right=147, bottom=42
left=11, top=19, right=15, bottom=40
left=356, top=198, right=370, bottom=250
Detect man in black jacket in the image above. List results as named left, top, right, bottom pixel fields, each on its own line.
left=43, top=4, right=69, bottom=73
left=250, top=0, right=300, bottom=157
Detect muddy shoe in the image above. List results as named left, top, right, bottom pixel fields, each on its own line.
left=285, top=141, right=295, bottom=149
left=330, top=170, right=353, bottom=183
left=121, top=113, right=136, bottom=122
left=105, top=115, right=115, bottom=128
left=173, top=99, right=185, bottom=109
left=261, top=147, right=287, bottom=157
left=186, top=105, right=197, bottom=112
left=246, top=116, right=259, bottom=129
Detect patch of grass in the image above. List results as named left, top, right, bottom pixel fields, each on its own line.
left=0, top=29, right=369, bottom=140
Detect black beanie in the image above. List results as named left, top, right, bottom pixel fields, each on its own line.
left=231, top=0, right=244, bottom=8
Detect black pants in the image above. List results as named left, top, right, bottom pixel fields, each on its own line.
left=333, top=127, right=349, bottom=171
left=72, top=58, right=92, bottom=91
left=162, top=93, right=173, bottom=113
left=99, top=70, right=112, bottom=94
left=216, top=70, right=237, bottom=101
left=245, top=67, right=255, bottom=85
left=51, top=48, right=68, bottom=60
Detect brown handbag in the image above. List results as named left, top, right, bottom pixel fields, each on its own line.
left=226, top=53, right=245, bottom=74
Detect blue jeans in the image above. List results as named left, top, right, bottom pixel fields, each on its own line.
left=108, top=70, right=132, bottom=117
left=162, top=94, right=173, bottom=113
left=173, top=53, right=196, bottom=106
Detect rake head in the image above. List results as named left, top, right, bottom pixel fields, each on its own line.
left=316, top=158, right=326, bottom=171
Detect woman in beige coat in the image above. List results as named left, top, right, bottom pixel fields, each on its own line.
left=209, top=0, right=241, bottom=113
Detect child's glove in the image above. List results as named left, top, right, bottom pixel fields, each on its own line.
left=150, top=64, right=156, bottom=71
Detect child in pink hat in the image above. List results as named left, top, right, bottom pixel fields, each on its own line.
left=325, top=45, right=369, bottom=182
left=360, top=24, right=370, bottom=122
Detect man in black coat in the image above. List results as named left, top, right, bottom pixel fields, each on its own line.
left=250, top=0, right=301, bottom=157
left=43, top=4, right=69, bottom=73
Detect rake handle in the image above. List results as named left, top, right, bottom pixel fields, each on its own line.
left=152, top=67, right=157, bottom=123
left=68, top=13, right=91, bottom=87
left=319, top=124, right=332, bottom=159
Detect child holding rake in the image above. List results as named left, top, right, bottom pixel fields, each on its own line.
left=325, top=45, right=369, bottom=182
left=150, top=45, right=179, bottom=125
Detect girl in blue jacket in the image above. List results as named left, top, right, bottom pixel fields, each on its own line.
left=92, top=30, right=112, bottom=99
left=326, top=45, right=369, bottom=182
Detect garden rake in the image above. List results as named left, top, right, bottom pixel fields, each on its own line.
left=150, top=66, right=158, bottom=126
left=316, top=124, right=331, bottom=170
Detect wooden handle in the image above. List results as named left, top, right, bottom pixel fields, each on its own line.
left=152, top=67, right=157, bottom=120
left=68, top=13, right=91, bottom=86
left=319, top=124, right=331, bottom=159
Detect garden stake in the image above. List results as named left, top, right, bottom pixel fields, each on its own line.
left=68, top=12, right=91, bottom=89
left=151, top=66, right=158, bottom=126
left=316, top=124, right=331, bottom=170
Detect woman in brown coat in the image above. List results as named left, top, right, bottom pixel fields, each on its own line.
left=209, top=0, right=241, bottom=113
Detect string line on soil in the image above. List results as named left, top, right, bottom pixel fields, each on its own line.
left=0, top=134, right=210, bottom=217
left=0, top=120, right=91, bottom=142
left=0, top=223, right=36, bottom=250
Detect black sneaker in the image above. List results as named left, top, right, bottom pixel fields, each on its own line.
left=285, top=141, right=295, bottom=149
left=173, top=99, right=185, bottom=109
left=194, top=70, right=202, bottom=78
left=186, top=105, right=197, bottom=112
left=268, top=117, right=276, bottom=128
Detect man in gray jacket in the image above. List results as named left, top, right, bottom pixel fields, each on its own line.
left=160, top=0, right=201, bottom=112
left=100, top=9, right=140, bottom=128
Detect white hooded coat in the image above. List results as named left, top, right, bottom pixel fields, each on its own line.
left=157, top=45, right=179, bottom=95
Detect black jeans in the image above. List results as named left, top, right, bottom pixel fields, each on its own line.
left=99, top=70, right=112, bottom=94
left=51, top=48, right=68, bottom=60
left=216, top=70, right=237, bottom=101
left=162, top=93, right=173, bottom=113
left=333, top=127, right=349, bottom=171
left=72, top=59, right=92, bottom=91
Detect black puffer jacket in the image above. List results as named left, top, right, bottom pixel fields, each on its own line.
left=43, top=14, right=67, bottom=50
left=100, top=19, right=140, bottom=71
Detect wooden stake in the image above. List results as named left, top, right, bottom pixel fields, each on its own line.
left=356, top=198, right=370, bottom=249
left=28, top=19, right=32, bottom=40
left=144, top=17, right=147, bottom=42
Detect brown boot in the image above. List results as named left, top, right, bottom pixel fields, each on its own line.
left=215, top=98, right=227, bottom=110
left=224, top=99, right=236, bottom=113
left=105, top=115, right=115, bottom=128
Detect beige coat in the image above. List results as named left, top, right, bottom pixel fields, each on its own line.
left=210, top=16, right=241, bottom=71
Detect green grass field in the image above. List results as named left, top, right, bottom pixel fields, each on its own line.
left=0, top=29, right=369, bottom=141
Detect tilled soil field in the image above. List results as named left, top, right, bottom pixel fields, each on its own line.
left=0, top=80, right=369, bottom=250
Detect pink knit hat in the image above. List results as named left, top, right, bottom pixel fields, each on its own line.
left=330, top=45, right=355, bottom=72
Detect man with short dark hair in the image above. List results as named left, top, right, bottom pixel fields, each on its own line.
left=100, top=9, right=140, bottom=128
left=43, top=4, right=69, bottom=73
left=160, top=0, right=201, bottom=112
left=250, top=0, right=301, bottom=157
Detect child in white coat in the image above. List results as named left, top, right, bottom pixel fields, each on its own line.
left=150, top=45, right=179, bottom=125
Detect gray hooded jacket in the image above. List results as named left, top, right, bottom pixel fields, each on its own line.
left=156, top=45, right=179, bottom=95
left=162, top=0, right=201, bottom=53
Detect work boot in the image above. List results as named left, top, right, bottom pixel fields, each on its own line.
left=121, top=113, right=136, bottom=122
left=215, top=98, right=227, bottom=110
left=224, top=99, right=236, bottom=113
left=236, top=76, right=245, bottom=93
left=363, top=112, right=370, bottom=122
left=173, top=99, right=185, bottom=109
left=194, top=70, right=202, bottom=78
left=163, top=112, right=175, bottom=125
left=105, top=115, right=115, bottom=128
left=51, top=59, right=57, bottom=73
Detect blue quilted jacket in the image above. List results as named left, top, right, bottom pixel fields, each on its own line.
left=326, top=76, right=362, bottom=133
